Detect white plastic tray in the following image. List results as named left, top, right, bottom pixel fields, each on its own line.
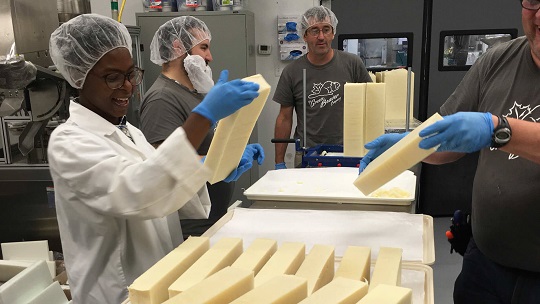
left=244, top=167, right=416, bottom=206
left=202, top=208, right=434, bottom=304
left=203, top=208, right=434, bottom=265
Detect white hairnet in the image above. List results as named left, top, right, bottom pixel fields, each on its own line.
left=150, top=16, right=211, bottom=66
left=49, top=14, right=132, bottom=89
left=301, top=6, right=338, bottom=35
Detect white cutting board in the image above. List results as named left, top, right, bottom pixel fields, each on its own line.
left=244, top=167, right=416, bottom=205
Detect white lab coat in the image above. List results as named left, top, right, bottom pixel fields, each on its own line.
left=48, top=101, right=211, bottom=304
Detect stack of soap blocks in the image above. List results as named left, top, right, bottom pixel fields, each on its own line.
left=0, top=240, right=70, bottom=304
left=344, top=68, right=414, bottom=157
left=128, top=237, right=413, bottom=304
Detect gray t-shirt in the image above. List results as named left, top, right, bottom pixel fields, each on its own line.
left=140, top=74, right=213, bottom=155
left=440, top=36, right=540, bottom=272
left=273, top=50, right=372, bottom=147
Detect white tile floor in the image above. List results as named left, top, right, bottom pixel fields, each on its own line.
left=432, top=216, right=464, bottom=304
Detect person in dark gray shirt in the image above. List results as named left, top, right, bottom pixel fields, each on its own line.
left=273, top=6, right=372, bottom=169
left=140, top=16, right=264, bottom=238
left=360, top=3, right=540, bottom=303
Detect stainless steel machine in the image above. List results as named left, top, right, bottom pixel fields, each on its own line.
left=0, top=0, right=144, bottom=254
left=0, top=0, right=70, bottom=256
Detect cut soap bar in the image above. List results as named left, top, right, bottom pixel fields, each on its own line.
left=354, top=112, right=443, bottom=195
left=298, top=277, right=368, bottom=304
left=231, top=238, right=277, bottom=275
left=343, top=83, right=386, bottom=157
left=0, top=260, right=52, bottom=304
left=230, top=275, right=307, bottom=304
left=369, top=247, right=403, bottom=291
left=254, top=242, right=305, bottom=287
left=168, top=237, right=243, bottom=297
left=294, top=244, right=335, bottom=295
left=163, top=266, right=253, bottom=304
left=334, top=246, right=371, bottom=282
left=128, top=237, right=209, bottom=304
left=204, top=74, right=271, bottom=184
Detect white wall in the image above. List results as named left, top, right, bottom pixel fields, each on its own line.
left=90, top=0, right=143, bottom=25
left=90, top=0, right=320, bottom=177
left=244, top=0, right=319, bottom=176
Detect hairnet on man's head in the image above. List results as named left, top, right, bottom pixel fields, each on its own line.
left=49, top=14, right=132, bottom=89
left=301, top=6, right=338, bottom=35
left=150, top=16, right=212, bottom=66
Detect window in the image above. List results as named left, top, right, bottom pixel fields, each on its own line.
left=439, top=29, right=518, bottom=71
left=338, top=32, right=413, bottom=72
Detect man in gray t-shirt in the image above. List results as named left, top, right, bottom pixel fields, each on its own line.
left=360, top=4, right=540, bottom=302
left=273, top=6, right=372, bottom=169
left=140, top=17, right=265, bottom=239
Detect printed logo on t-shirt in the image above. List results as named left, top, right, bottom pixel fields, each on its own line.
left=307, top=81, right=341, bottom=108
left=492, top=101, right=539, bottom=160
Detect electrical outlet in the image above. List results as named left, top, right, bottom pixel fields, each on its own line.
left=275, top=66, right=283, bottom=77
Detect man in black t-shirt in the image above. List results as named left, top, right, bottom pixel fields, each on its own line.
left=360, top=3, right=540, bottom=303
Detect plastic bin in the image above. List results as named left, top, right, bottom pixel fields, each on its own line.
left=178, top=0, right=208, bottom=11
left=213, top=0, right=242, bottom=11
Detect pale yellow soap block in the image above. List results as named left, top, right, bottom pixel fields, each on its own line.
left=369, top=247, right=402, bottom=291
left=344, top=83, right=386, bottom=157
left=295, top=244, right=335, bottom=295
left=368, top=72, right=376, bottom=83
left=231, top=238, right=277, bottom=275
left=354, top=112, right=443, bottom=195
left=358, top=284, right=412, bottom=304
left=168, top=238, right=243, bottom=297
left=335, top=246, right=371, bottom=282
left=343, top=83, right=366, bottom=157
left=298, top=277, right=368, bottom=304
left=204, top=74, right=271, bottom=184
left=364, top=83, right=386, bottom=150
left=230, top=275, right=308, bottom=304
left=128, top=237, right=209, bottom=304
left=382, top=69, right=414, bottom=121
left=254, top=242, right=305, bottom=287
left=163, top=266, right=253, bottom=304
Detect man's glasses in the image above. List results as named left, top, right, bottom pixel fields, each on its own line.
left=521, top=0, right=540, bottom=11
left=102, top=67, right=144, bottom=90
left=306, top=26, right=333, bottom=37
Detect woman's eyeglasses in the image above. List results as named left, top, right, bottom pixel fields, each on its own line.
left=102, top=67, right=144, bottom=90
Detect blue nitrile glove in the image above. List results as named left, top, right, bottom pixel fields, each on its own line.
left=223, top=144, right=265, bottom=183
left=419, top=112, right=493, bottom=153
left=275, top=162, right=287, bottom=170
left=192, top=70, right=260, bottom=125
left=359, top=133, right=409, bottom=173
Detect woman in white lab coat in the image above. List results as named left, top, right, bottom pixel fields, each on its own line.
left=47, top=14, right=261, bottom=304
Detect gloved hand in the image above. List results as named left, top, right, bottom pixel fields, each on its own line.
left=275, top=162, right=287, bottom=170
left=419, top=112, right=493, bottom=153
left=359, top=133, right=409, bottom=173
left=223, top=144, right=265, bottom=183
left=192, top=70, right=259, bottom=125
left=184, top=54, right=214, bottom=93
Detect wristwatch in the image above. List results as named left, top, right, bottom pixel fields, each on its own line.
left=491, top=115, right=512, bottom=148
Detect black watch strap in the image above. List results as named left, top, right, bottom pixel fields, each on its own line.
left=491, top=115, right=512, bottom=148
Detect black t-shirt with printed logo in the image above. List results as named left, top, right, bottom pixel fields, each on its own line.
left=441, top=36, right=540, bottom=272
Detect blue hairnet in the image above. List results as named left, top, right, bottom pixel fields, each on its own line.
left=49, top=14, right=132, bottom=89
left=150, top=16, right=212, bottom=66
left=301, top=6, right=338, bottom=35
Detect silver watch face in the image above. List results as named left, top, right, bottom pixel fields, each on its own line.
left=494, top=127, right=511, bottom=144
